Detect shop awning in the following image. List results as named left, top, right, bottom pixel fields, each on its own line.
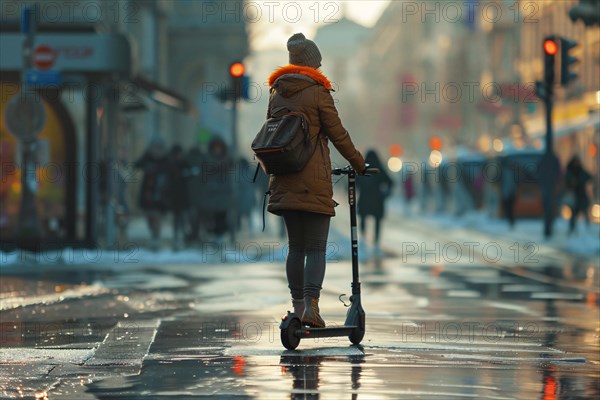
left=525, top=111, right=599, bottom=139
left=121, top=75, right=196, bottom=115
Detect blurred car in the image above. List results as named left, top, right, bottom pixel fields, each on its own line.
left=492, top=148, right=545, bottom=218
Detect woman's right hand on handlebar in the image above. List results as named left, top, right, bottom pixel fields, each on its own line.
left=360, top=164, right=380, bottom=175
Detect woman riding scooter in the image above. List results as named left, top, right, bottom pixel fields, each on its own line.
left=266, top=33, right=366, bottom=328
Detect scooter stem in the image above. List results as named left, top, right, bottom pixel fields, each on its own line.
left=348, top=170, right=361, bottom=295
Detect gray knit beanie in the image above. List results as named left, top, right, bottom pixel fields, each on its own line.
left=287, top=33, right=322, bottom=68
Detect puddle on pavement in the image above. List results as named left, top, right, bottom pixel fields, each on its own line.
left=78, top=313, right=600, bottom=399
left=0, top=318, right=114, bottom=348
left=404, top=262, right=599, bottom=307
left=2, top=251, right=598, bottom=398
left=82, top=353, right=600, bottom=399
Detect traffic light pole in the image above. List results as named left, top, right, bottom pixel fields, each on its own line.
left=539, top=37, right=561, bottom=239
left=231, top=98, right=238, bottom=244
left=535, top=35, right=578, bottom=238
left=231, top=99, right=238, bottom=160
left=544, top=85, right=553, bottom=154
left=18, top=6, right=43, bottom=249
left=229, top=61, right=244, bottom=161
left=540, top=99, right=560, bottom=239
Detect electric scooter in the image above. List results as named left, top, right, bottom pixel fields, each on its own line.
left=279, top=165, right=379, bottom=350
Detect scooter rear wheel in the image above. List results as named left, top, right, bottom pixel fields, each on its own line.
left=281, top=317, right=301, bottom=350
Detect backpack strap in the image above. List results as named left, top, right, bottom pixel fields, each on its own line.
left=251, top=165, right=270, bottom=232
left=269, top=106, right=289, bottom=118
left=252, top=163, right=261, bottom=183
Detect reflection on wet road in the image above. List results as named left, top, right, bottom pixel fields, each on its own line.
left=73, top=254, right=599, bottom=399
left=81, top=313, right=597, bottom=399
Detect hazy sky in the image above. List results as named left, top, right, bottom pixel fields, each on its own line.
left=249, top=1, right=390, bottom=51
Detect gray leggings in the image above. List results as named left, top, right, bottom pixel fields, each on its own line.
left=282, top=211, right=331, bottom=299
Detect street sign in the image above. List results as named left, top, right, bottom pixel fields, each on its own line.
left=32, top=45, right=56, bottom=70
left=24, top=69, right=62, bottom=86
left=5, top=90, right=46, bottom=141
left=25, top=69, right=61, bottom=85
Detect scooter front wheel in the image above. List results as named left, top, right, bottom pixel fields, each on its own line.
left=349, top=327, right=365, bottom=345
left=281, top=317, right=301, bottom=350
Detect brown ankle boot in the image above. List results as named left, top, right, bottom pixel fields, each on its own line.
left=292, top=298, right=304, bottom=317
left=301, top=297, right=325, bottom=328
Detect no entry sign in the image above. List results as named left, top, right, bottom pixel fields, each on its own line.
left=32, top=45, right=56, bottom=70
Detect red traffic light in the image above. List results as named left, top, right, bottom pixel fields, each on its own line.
left=429, top=136, right=442, bottom=151
left=230, top=62, right=245, bottom=77
left=543, top=39, right=558, bottom=55
left=389, top=144, right=403, bottom=157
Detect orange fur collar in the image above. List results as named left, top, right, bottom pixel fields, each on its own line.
left=268, top=65, right=332, bottom=90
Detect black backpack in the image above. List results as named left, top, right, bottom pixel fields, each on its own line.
left=251, top=107, right=316, bottom=175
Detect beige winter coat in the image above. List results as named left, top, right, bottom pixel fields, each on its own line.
left=266, top=65, right=366, bottom=216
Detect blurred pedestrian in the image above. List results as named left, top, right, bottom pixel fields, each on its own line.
left=438, top=162, right=451, bottom=213
left=115, top=151, right=132, bottom=244
left=185, top=145, right=207, bottom=244
left=134, top=137, right=169, bottom=249
left=402, top=173, right=415, bottom=214
left=204, top=137, right=234, bottom=240
left=420, top=163, right=433, bottom=212
left=265, top=33, right=366, bottom=328
left=473, top=169, right=485, bottom=209
left=357, top=150, right=393, bottom=254
left=167, top=144, right=191, bottom=249
left=483, top=159, right=500, bottom=218
left=500, top=159, right=517, bottom=228
left=565, top=155, right=592, bottom=234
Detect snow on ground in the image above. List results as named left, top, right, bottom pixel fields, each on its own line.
left=1, top=198, right=597, bottom=269
left=387, top=196, right=600, bottom=260
left=0, top=225, right=353, bottom=270
left=0, top=282, right=106, bottom=310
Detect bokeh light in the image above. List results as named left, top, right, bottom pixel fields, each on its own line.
left=387, top=157, right=403, bottom=172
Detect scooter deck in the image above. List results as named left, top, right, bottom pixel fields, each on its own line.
left=295, top=326, right=358, bottom=339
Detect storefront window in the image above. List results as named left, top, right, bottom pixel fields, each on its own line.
left=0, top=82, right=68, bottom=244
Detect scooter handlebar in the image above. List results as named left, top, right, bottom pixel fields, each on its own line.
left=332, top=165, right=380, bottom=176
left=363, top=167, right=380, bottom=175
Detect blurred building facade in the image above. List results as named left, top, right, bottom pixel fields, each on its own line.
left=165, top=1, right=249, bottom=147
left=354, top=0, right=599, bottom=174
left=0, top=0, right=248, bottom=248
left=517, top=0, right=599, bottom=171
left=314, top=14, right=371, bottom=155
left=354, top=0, right=490, bottom=161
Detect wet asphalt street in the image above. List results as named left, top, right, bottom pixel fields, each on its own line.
left=1, top=212, right=599, bottom=399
